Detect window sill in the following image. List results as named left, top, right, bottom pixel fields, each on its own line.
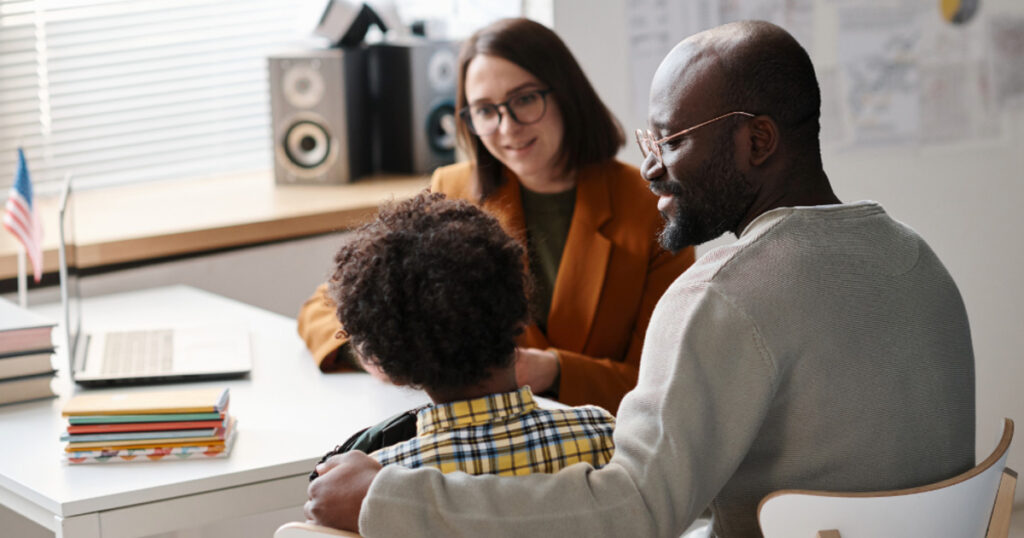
left=0, top=170, right=429, bottom=280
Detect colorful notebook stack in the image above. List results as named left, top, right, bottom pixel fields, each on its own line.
left=0, top=296, right=57, bottom=406
left=60, top=387, right=237, bottom=464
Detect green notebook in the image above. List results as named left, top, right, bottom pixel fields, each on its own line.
left=68, top=411, right=225, bottom=424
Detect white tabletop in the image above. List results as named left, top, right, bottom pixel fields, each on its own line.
left=0, top=285, right=432, bottom=522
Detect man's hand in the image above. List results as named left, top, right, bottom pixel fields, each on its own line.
left=305, top=451, right=383, bottom=532
left=515, top=347, right=560, bottom=393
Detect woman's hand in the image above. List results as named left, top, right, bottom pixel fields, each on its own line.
left=514, top=347, right=560, bottom=393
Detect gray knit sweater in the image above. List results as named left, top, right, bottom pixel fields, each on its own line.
left=361, top=201, right=976, bottom=538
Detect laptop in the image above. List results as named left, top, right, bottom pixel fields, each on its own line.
left=57, top=174, right=253, bottom=386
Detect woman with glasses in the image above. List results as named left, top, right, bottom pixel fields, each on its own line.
left=298, top=18, right=694, bottom=414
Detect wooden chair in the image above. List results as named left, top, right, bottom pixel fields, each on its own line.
left=274, top=521, right=361, bottom=538
left=273, top=512, right=717, bottom=537
left=758, top=418, right=1016, bottom=538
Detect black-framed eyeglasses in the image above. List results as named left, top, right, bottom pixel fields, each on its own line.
left=635, top=111, right=754, bottom=167
left=459, top=89, right=553, bottom=136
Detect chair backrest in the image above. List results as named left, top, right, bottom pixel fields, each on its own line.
left=274, top=521, right=362, bottom=538
left=758, top=418, right=1015, bottom=538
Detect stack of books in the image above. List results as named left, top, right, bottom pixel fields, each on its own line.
left=60, top=387, right=237, bottom=464
left=0, top=296, right=57, bottom=406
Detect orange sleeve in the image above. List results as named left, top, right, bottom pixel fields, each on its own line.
left=429, top=167, right=444, bottom=192
left=555, top=244, right=696, bottom=414
left=296, top=283, right=353, bottom=372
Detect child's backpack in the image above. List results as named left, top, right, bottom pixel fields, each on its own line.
left=309, top=404, right=429, bottom=480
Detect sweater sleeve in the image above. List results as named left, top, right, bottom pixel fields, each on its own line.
left=360, top=283, right=778, bottom=537
left=555, top=243, right=695, bottom=413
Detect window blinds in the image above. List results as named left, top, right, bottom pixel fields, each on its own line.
left=0, top=0, right=319, bottom=192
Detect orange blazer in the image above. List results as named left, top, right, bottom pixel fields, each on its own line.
left=296, top=160, right=695, bottom=413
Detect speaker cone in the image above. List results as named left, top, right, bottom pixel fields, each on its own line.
left=427, top=102, right=456, bottom=154
left=284, top=120, right=331, bottom=169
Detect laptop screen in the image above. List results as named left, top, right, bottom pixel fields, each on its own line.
left=57, top=173, right=82, bottom=376
left=55, top=176, right=252, bottom=385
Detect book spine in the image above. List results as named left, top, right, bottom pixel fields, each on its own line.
left=69, top=412, right=225, bottom=424
left=65, top=429, right=237, bottom=463
left=67, top=418, right=225, bottom=434
left=65, top=444, right=232, bottom=464
left=62, top=428, right=216, bottom=442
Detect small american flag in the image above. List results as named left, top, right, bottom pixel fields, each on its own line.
left=3, top=148, right=43, bottom=282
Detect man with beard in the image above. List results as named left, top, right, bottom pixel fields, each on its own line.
left=304, top=20, right=975, bottom=538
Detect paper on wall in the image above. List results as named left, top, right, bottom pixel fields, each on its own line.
left=718, top=0, right=815, bottom=50
left=837, top=3, right=924, bottom=146
left=918, top=8, right=999, bottom=142
left=988, top=16, right=1024, bottom=109
left=818, top=67, right=850, bottom=147
left=626, top=0, right=815, bottom=122
left=626, top=0, right=720, bottom=122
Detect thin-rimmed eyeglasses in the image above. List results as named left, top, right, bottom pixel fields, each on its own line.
left=635, top=111, right=754, bottom=167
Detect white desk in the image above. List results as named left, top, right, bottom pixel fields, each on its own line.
left=0, top=286, right=432, bottom=538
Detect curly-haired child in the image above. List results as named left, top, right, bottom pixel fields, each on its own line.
left=313, top=191, right=615, bottom=477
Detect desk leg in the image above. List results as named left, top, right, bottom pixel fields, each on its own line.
left=55, top=512, right=100, bottom=538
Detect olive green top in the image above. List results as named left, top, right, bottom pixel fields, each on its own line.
left=519, top=185, right=576, bottom=332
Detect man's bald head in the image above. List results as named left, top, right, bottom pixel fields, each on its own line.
left=653, top=21, right=821, bottom=149
left=643, top=21, right=835, bottom=251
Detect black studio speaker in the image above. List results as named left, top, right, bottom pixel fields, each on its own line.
left=268, top=48, right=371, bottom=184
left=370, top=39, right=459, bottom=175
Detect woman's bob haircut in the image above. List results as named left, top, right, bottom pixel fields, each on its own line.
left=456, top=18, right=624, bottom=200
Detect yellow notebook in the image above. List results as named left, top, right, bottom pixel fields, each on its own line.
left=62, top=387, right=229, bottom=416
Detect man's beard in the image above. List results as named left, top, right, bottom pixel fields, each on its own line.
left=656, top=131, right=755, bottom=252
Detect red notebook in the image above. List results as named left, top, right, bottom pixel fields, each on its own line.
left=67, top=419, right=225, bottom=434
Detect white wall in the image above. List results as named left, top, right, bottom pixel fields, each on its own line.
left=553, top=0, right=1024, bottom=502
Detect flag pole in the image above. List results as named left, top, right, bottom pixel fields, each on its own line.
left=14, top=136, right=28, bottom=307
left=16, top=244, right=28, bottom=307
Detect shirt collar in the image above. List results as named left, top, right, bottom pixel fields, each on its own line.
left=739, top=201, right=882, bottom=239
left=416, top=386, right=538, bottom=436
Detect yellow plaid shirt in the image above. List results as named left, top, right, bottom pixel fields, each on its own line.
left=370, top=387, right=615, bottom=475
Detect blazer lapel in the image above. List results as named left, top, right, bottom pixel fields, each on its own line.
left=546, top=165, right=612, bottom=352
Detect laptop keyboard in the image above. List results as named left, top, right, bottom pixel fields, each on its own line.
left=102, top=330, right=174, bottom=375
